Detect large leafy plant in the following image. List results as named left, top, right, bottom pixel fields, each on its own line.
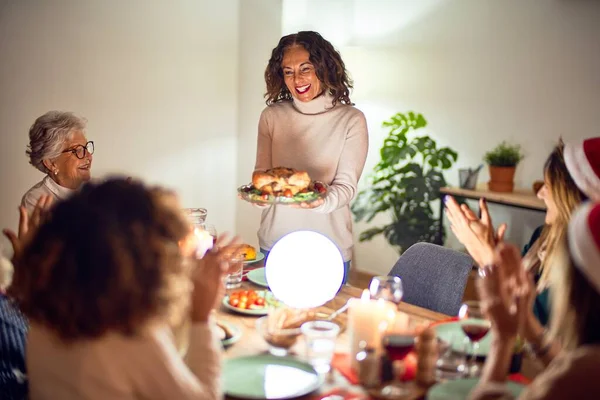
left=351, top=112, right=458, bottom=253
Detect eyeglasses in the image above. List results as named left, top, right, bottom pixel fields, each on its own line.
left=61, top=141, right=94, bottom=159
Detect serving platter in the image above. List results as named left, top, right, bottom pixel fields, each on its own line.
left=237, top=181, right=328, bottom=205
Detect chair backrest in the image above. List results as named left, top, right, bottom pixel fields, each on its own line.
left=387, top=242, right=474, bottom=316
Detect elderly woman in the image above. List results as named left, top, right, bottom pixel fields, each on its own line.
left=469, top=201, right=600, bottom=400
left=21, top=111, right=94, bottom=213
left=254, top=31, right=369, bottom=283
left=9, top=179, right=240, bottom=400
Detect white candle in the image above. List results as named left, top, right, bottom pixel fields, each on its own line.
left=194, top=227, right=214, bottom=258
left=348, top=289, right=397, bottom=370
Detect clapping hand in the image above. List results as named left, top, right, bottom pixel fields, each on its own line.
left=2, top=195, right=53, bottom=261
left=445, top=196, right=507, bottom=267
left=476, top=243, right=531, bottom=341
left=190, top=233, right=243, bottom=322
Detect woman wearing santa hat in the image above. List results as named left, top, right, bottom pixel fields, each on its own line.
left=469, top=201, right=600, bottom=399
left=446, top=137, right=600, bottom=344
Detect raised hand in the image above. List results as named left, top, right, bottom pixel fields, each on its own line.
left=189, top=233, right=242, bottom=322
left=445, top=196, right=507, bottom=267
left=2, top=195, right=53, bottom=261
left=476, top=243, right=530, bottom=341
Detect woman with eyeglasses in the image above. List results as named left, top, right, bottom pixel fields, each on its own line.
left=21, top=111, right=94, bottom=213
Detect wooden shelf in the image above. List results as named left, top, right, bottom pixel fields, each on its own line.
left=440, top=185, right=546, bottom=212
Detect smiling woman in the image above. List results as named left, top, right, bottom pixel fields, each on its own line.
left=253, top=31, right=369, bottom=284
left=21, top=111, right=94, bottom=213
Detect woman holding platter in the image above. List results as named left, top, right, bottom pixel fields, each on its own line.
left=249, top=31, right=368, bottom=284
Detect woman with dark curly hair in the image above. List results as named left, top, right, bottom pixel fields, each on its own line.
left=9, top=178, right=240, bottom=400
left=254, top=31, right=368, bottom=283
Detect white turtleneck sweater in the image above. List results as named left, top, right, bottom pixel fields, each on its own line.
left=21, top=175, right=74, bottom=213
left=254, top=93, right=369, bottom=261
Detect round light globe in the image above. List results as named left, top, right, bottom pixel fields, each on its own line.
left=265, top=231, right=344, bottom=309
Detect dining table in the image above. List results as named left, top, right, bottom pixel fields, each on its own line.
left=216, top=262, right=542, bottom=400
left=217, top=274, right=449, bottom=400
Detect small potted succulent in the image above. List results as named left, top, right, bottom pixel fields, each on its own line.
left=484, top=141, right=524, bottom=193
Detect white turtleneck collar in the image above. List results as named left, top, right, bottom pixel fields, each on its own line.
left=292, top=91, right=336, bottom=115
left=43, top=175, right=76, bottom=200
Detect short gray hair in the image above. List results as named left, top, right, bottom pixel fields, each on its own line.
left=26, top=111, right=87, bottom=174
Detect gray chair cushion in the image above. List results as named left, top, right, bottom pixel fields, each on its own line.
left=387, top=242, right=474, bottom=316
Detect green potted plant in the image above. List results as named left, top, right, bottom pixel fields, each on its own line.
left=351, top=112, right=458, bottom=253
left=484, top=141, right=524, bottom=193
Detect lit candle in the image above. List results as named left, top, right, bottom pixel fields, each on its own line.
left=348, top=289, right=397, bottom=371
left=194, top=227, right=214, bottom=258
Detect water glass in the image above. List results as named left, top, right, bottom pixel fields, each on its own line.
left=183, top=208, right=207, bottom=228
left=435, top=336, right=468, bottom=381
left=301, top=321, right=340, bottom=374
left=369, top=276, right=403, bottom=304
left=225, top=261, right=243, bottom=289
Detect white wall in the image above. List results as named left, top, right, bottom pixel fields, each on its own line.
left=235, top=0, right=283, bottom=249
left=283, top=0, right=600, bottom=275
left=0, top=0, right=240, bottom=253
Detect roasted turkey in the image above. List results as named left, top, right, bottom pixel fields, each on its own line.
left=252, top=167, right=311, bottom=195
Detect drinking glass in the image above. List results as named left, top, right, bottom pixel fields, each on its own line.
left=369, top=276, right=403, bottom=304
left=224, top=260, right=243, bottom=289
left=380, top=333, right=416, bottom=397
left=458, top=301, right=491, bottom=377
left=183, top=208, right=207, bottom=228
left=301, top=321, right=340, bottom=374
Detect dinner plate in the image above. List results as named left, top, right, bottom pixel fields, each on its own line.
left=223, top=355, right=323, bottom=399
left=218, top=320, right=242, bottom=347
left=237, top=181, right=328, bottom=205
left=427, top=378, right=524, bottom=400
left=247, top=267, right=269, bottom=287
left=434, top=320, right=492, bottom=356
left=222, top=290, right=278, bottom=316
left=244, top=251, right=265, bottom=265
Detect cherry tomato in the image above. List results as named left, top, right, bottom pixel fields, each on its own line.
left=229, top=297, right=239, bottom=307
left=239, top=295, right=248, bottom=304
left=283, top=189, right=293, bottom=198
left=238, top=301, right=247, bottom=310
left=255, top=297, right=265, bottom=306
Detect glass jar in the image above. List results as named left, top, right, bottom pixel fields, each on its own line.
left=183, top=208, right=207, bottom=227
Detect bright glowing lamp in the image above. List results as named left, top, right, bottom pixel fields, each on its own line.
left=265, top=231, right=344, bottom=309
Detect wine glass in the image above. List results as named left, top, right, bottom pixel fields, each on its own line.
left=369, top=276, right=403, bottom=304
left=458, top=301, right=491, bottom=377
left=380, top=333, right=416, bottom=397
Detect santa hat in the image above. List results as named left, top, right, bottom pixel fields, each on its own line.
left=568, top=202, right=600, bottom=294
left=564, top=138, right=600, bottom=201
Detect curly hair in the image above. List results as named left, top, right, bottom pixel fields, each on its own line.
left=264, top=31, right=353, bottom=106
left=9, top=178, right=192, bottom=342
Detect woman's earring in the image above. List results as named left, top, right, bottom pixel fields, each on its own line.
left=54, top=170, right=59, bottom=175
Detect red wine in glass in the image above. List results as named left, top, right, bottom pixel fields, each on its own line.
left=382, top=334, right=415, bottom=361
left=461, top=324, right=490, bottom=342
